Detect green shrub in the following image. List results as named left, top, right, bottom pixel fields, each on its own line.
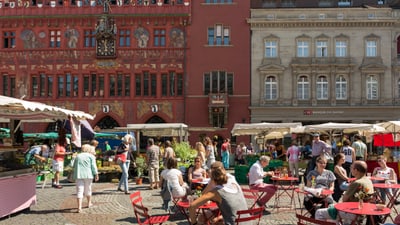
left=173, top=142, right=197, bottom=163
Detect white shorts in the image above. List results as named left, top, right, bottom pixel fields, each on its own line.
left=52, top=160, right=64, bottom=172
left=76, top=179, right=93, bottom=199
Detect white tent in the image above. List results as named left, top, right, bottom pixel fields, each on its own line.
left=116, top=123, right=189, bottom=146
left=303, top=122, right=382, bottom=135
left=0, top=95, right=94, bottom=121
left=231, top=122, right=302, bottom=136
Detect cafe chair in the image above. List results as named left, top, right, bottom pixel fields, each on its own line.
left=130, top=191, right=170, bottom=225
left=235, top=206, right=264, bottom=225
left=296, top=213, right=336, bottom=225
left=241, top=187, right=260, bottom=209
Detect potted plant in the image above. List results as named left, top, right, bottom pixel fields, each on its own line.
left=135, top=155, right=146, bottom=185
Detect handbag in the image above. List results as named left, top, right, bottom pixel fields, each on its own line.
left=115, top=153, right=127, bottom=164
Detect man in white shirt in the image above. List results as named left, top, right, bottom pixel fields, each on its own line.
left=248, top=155, right=277, bottom=206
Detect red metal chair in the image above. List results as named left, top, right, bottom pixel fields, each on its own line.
left=235, top=206, right=264, bottom=225
left=241, top=187, right=260, bottom=209
left=130, top=191, right=170, bottom=225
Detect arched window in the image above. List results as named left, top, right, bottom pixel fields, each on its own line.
left=335, top=75, right=347, bottom=100
left=297, top=75, right=309, bottom=100
left=316, top=76, right=328, bottom=99
left=96, top=116, right=120, bottom=129
left=265, top=76, right=277, bottom=100
left=366, top=75, right=378, bottom=100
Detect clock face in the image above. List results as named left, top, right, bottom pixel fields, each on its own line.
left=96, top=38, right=116, bottom=58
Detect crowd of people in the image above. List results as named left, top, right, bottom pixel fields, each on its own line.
left=23, top=130, right=400, bottom=223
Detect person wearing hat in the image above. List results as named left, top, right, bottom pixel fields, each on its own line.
left=306, top=133, right=332, bottom=175
left=352, top=134, right=367, bottom=161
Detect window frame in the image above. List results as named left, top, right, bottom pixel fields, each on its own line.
left=264, top=75, right=277, bottom=100
left=316, top=40, right=328, bottom=57
left=296, top=39, right=310, bottom=57
left=366, top=75, right=378, bottom=100
left=264, top=39, right=278, bottom=58
left=297, top=75, right=310, bottom=100
left=335, top=75, right=347, bottom=100
left=49, top=30, right=61, bottom=48
left=335, top=39, right=348, bottom=57
left=316, top=75, right=329, bottom=100
left=207, top=24, right=231, bottom=46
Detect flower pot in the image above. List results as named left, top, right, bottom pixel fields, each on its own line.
left=136, top=177, right=143, bottom=185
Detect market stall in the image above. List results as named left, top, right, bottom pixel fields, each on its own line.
left=0, top=95, right=94, bottom=218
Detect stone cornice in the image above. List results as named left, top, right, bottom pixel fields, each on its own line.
left=248, top=20, right=397, bottom=28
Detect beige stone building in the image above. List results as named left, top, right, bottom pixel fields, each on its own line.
left=248, top=6, right=400, bottom=125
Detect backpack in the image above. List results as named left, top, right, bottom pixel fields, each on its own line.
left=24, top=149, right=36, bottom=166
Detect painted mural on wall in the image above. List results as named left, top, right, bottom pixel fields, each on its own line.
left=20, top=29, right=43, bottom=49
left=134, top=27, right=149, bottom=48
left=65, top=27, right=79, bottom=48
left=169, top=28, right=184, bottom=48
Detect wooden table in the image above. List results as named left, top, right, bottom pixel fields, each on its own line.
left=335, top=202, right=390, bottom=225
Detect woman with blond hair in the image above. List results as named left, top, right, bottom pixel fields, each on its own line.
left=195, top=141, right=207, bottom=169
left=116, top=134, right=133, bottom=194
left=204, top=137, right=215, bottom=170
left=72, top=144, right=99, bottom=213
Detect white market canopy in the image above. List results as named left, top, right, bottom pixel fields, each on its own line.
left=231, top=122, right=302, bottom=136
left=376, top=121, right=400, bottom=133
left=303, top=122, right=383, bottom=134
left=0, top=95, right=94, bottom=121
left=116, top=123, right=189, bottom=142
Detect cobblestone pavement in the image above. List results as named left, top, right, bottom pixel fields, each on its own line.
left=1, top=175, right=399, bottom=225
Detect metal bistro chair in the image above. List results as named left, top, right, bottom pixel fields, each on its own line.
left=235, top=206, right=264, bottom=225
left=241, top=187, right=260, bottom=209
left=130, top=191, right=170, bottom=225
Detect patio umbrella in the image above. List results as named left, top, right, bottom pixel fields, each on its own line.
left=303, top=122, right=378, bottom=139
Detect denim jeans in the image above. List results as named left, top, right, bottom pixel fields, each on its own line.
left=118, top=160, right=130, bottom=192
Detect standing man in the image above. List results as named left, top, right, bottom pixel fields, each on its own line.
left=248, top=155, right=277, bottom=206
left=221, top=138, right=231, bottom=169
left=352, top=134, right=367, bottom=161
left=307, top=133, right=331, bottom=175
left=147, top=138, right=160, bottom=189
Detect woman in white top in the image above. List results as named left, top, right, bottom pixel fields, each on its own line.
left=372, top=155, right=398, bottom=203
left=204, top=137, right=215, bottom=170
left=160, top=157, right=188, bottom=198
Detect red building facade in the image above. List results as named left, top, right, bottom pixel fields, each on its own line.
left=0, top=0, right=250, bottom=146
left=186, top=1, right=251, bottom=145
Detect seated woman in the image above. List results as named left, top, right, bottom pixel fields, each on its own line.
left=332, top=153, right=350, bottom=202
left=160, top=157, right=189, bottom=210
left=304, top=156, right=336, bottom=218
left=372, top=155, right=399, bottom=204
left=188, top=156, right=207, bottom=191
left=189, top=161, right=249, bottom=225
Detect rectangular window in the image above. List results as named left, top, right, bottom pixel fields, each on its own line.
left=208, top=25, right=230, bottom=46
left=135, top=74, right=142, bottom=96
left=153, top=29, right=166, bottom=47
left=316, top=41, right=328, bottom=57
left=143, top=72, right=149, bottom=96
left=161, top=72, right=183, bottom=97
left=84, top=30, right=96, bottom=48
left=109, top=74, right=116, bottom=97
left=297, top=41, right=309, bottom=57
left=366, top=40, right=377, bottom=57
left=3, top=31, right=16, bottom=49
left=31, top=73, right=52, bottom=98
left=124, top=74, right=130, bottom=96
left=151, top=74, right=157, bottom=97
left=58, top=75, right=64, bottom=97
left=265, top=40, right=277, bottom=58
left=83, top=74, right=103, bottom=97
left=335, top=40, right=347, bottom=57
left=119, top=29, right=131, bottom=47
left=204, top=71, right=234, bottom=95
left=2, top=74, right=16, bottom=97
left=49, top=30, right=61, bottom=48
